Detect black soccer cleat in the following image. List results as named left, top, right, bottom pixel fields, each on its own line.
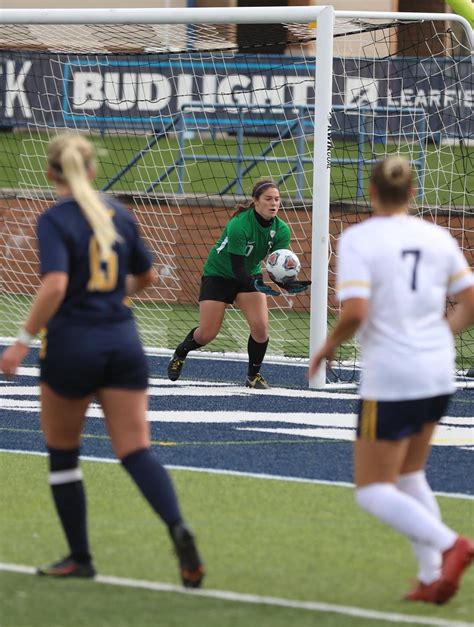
left=171, top=522, right=205, bottom=588
left=167, top=353, right=186, bottom=381
left=245, top=373, right=270, bottom=389
left=37, top=555, right=96, bottom=578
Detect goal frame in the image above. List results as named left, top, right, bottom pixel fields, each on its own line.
left=1, top=6, right=472, bottom=388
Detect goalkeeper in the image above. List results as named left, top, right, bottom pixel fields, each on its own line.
left=168, top=179, right=310, bottom=389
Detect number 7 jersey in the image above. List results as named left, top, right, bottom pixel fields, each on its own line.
left=336, top=214, right=473, bottom=400
left=37, top=195, right=152, bottom=329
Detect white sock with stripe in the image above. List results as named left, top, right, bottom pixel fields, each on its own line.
left=49, top=467, right=84, bottom=485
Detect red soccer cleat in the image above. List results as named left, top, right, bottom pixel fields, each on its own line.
left=435, top=536, right=474, bottom=604
left=404, top=580, right=440, bottom=603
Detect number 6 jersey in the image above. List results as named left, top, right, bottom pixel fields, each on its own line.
left=37, top=195, right=152, bottom=330
left=336, top=214, right=473, bottom=400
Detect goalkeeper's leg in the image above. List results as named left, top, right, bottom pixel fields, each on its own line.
left=168, top=327, right=202, bottom=381
left=168, top=300, right=226, bottom=381
left=237, top=292, right=270, bottom=388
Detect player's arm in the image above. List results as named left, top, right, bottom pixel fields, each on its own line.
left=227, top=221, right=279, bottom=296
left=445, top=239, right=474, bottom=335
left=1, top=214, right=70, bottom=375
left=308, top=297, right=368, bottom=378
left=229, top=253, right=253, bottom=287
left=126, top=217, right=157, bottom=295
left=126, top=267, right=157, bottom=296
left=272, top=218, right=291, bottom=250
left=23, top=272, right=68, bottom=335
left=447, top=285, right=474, bottom=335
left=24, top=214, right=70, bottom=334
left=0, top=271, right=68, bottom=375
left=308, top=232, right=370, bottom=378
left=230, top=253, right=280, bottom=296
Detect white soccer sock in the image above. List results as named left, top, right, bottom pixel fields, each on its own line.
left=397, top=471, right=442, bottom=584
left=356, top=482, right=456, bottom=558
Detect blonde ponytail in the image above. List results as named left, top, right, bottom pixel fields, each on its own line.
left=48, top=134, right=118, bottom=260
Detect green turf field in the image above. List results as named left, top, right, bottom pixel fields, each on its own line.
left=1, top=453, right=473, bottom=627
left=0, top=130, right=472, bottom=206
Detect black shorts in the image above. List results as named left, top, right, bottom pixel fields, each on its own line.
left=40, top=318, right=149, bottom=399
left=198, top=275, right=261, bottom=305
left=356, top=394, right=452, bottom=441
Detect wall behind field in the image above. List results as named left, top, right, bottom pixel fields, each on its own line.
left=2, top=196, right=471, bottom=311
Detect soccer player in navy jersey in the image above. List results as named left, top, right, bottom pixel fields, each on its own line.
left=309, top=156, right=474, bottom=604
left=167, top=179, right=311, bottom=389
left=0, top=133, right=204, bottom=587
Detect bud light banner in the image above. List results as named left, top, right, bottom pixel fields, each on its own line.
left=0, top=53, right=472, bottom=139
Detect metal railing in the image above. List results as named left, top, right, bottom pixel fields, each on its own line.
left=103, top=102, right=428, bottom=200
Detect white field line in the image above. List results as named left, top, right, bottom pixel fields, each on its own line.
left=0, top=563, right=472, bottom=627
left=0, top=340, right=312, bottom=368
left=1, top=338, right=471, bottom=378
left=0, top=449, right=472, bottom=501
left=0, top=381, right=358, bottom=400
left=1, top=397, right=472, bottom=447
left=1, top=385, right=473, bottom=429
left=5, top=365, right=473, bottom=391
left=237, top=426, right=474, bottom=447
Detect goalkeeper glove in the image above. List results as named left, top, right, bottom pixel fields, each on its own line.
left=280, top=279, right=312, bottom=294
left=253, top=278, right=280, bottom=297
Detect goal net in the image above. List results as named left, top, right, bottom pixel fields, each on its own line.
left=0, top=8, right=472, bottom=385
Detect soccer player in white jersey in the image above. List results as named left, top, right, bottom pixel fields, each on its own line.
left=308, top=156, right=474, bottom=604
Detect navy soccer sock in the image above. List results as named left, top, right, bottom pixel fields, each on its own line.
left=121, top=448, right=182, bottom=528
left=175, top=327, right=204, bottom=359
left=247, top=335, right=269, bottom=378
left=48, top=447, right=91, bottom=564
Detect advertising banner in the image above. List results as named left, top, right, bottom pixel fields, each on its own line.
left=1, top=53, right=472, bottom=138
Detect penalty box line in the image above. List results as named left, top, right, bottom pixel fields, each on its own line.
left=0, top=563, right=472, bottom=627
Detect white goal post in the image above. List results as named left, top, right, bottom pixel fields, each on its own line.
left=0, top=7, right=472, bottom=388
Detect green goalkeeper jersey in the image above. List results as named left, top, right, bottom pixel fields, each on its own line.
left=203, top=209, right=291, bottom=279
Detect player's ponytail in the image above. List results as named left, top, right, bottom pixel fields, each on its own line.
left=371, top=156, right=413, bottom=206
left=48, top=134, right=119, bottom=260
left=232, top=179, right=279, bottom=217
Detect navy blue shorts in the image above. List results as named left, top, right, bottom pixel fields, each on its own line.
left=356, top=394, right=451, bottom=441
left=40, top=319, right=148, bottom=399
left=199, top=275, right=261, bottom=304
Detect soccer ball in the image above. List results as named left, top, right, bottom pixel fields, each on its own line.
left=266, top=249, right=301, bottom=284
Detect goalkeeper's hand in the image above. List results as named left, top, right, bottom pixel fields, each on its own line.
left=253, top=278, right=280, bottom=297
left=279, top=279, right=312, bottom=294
